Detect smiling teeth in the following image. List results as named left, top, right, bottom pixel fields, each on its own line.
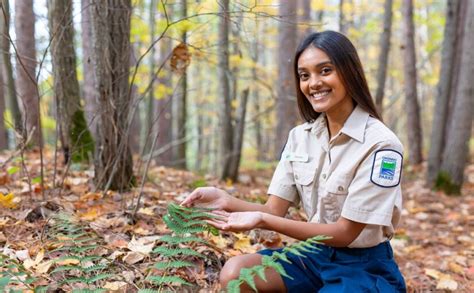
left=311, top=90, right=330, bottom=98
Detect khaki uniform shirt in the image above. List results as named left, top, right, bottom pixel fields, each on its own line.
left=268, top=105, right=403, bottom=248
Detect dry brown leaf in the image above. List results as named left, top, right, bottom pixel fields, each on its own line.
left=127, top=236, right=154, bottom=254
left=56, top=258, right=80, bottom=266
left=448, top=262, right=465, bottom=275
left=35, top=260, right=53, bottom=274
left=436, top=277, right=458, bottom=291
left=123, top=251, right=144, bottom=265
left=103, top=281, right=127, bottom=290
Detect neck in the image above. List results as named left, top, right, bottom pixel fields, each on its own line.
left=326, top=98, right=355, bottom=139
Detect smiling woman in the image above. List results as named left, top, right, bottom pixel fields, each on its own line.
left=182, top=31, right=407, bottom=293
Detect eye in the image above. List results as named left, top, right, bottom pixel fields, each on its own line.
left=320, top=67, right=332, bottom=75
left=298, top=72, right=309, bottom=81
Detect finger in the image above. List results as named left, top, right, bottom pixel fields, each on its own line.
left=206, top=219, right=227, bottom=230
left=180, top=192, right=201, bottom=207
left=211, top=210, right=230, bottom=217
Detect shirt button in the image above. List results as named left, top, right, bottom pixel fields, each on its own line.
left=322, top=174, right=327, bottom=179
left=338, top=186, right=344, bottom=191
left=295, top=174, right=299, bottom=180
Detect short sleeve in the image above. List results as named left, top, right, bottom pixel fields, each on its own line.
left=267, top=133, right=299, bottom=204
left=341, top=140, right=403, bottom=226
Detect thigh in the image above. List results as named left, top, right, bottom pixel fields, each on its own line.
left=222, top=253, right=286, bottom=293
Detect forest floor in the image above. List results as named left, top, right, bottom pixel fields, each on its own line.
left=0, top=149, right=473, bottom=292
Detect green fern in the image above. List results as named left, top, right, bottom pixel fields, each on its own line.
left=147, top=275, right=191, bottom=286
left=227, top=235, right=332, bottom=293
left=159, top=235, right=207, bottom=244
left=153, top=260, right=195, bottom=270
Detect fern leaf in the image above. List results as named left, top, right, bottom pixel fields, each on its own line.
left=137, top=289, right=160, bottom=293
left=72, top=245, right=99, bottom=253
left=282, top=247, right=306, bottom=257
left=239, top=268, right=258, bottom=291
left=253, top=265, right=267, bottom=282
left=85, top=273, right=114, bottom=284
left=82, top=264, right=108, bottom=273
left=0, top=276, right=11, bottom=291
left=80, top=255, right=102, bottom=263
left=267, top=261, right=292, bottom=280
left=146, top=275, right=190, bottom=286
left=226, top=279, right=242, bottom=293
left=153, top=260, right=195, bottom=270
left=162, top=215, right=207, bottom=234
left=271, top=252, right=292, bottom=263
left=159, top=235, right=206, bottom=244
left=54, top=255, right=82, bottom=263
left=34, top=285, right=49, bottom=293
left=61, top=277, right=87, bottom=284
left=52, top=265, right=80, bottom=273
left=152, top=247, right=204, bottom=258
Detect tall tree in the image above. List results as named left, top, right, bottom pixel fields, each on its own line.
left=374, top=0, right=393, bottom=115
left=145, top=0, right=157, bottom=155
left=438, top=1, right=473, bottom=194
left=299, top=0, right=312, bottom=37
left=81, top=0, right=98, bottom=140
left=427, top=0, right=462, bottom=185
left=275, top=0, right=298, bottom=158
left=0, top=72, right=7, bottom=149
left=14, top=0, right=40, bottom=146
left=401, top=0, right=423, bottom=164
left=0, top=0, right=21, bottom=136
left=48, top=0, right=93, bottom=163
left=173, top=0, right=188, bottom=169
left=217, top=0, right=233, bottom=179
left=89, top=0, right=134, bottom=191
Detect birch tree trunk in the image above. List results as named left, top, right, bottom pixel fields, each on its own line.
left=374, top=0, right=393, bottom=115
left=89, top=0, right=134, bottom=191
left=48, top=0, right=93, bottom=163
left=14, top=0, right=40, bottom=146
left=427, top=0, right=462, bottom=185
left=438, top=1, right=474, bottom=194
left=81, top=0, right=98, bottom=140
left=217, top=0, right=233, bottom=179
left=275, top=0, right=297, bottom=158
left=0, top=71, right=7, bottom=149
left=0, top=0, right=21, bottom=135
left=401, top=0, right=423, bottom=164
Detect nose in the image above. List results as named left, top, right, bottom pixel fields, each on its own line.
left=309, top=76, right=323, bottom=89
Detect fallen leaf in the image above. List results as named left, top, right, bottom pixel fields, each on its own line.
left=127, top=236, right=154, bottom=254
left=448, top=262, right=465, bottom=275
left=436, top=277, right=458, bottom=291
left=79, top=192, right=102, bottom=202
left=0, top=192, right=17, bottom=208
left=209, top=234, right=230, bottom=249
left=425, top=268, right=443, bottom=280
left=233, top=233, right=252, bottom=252
left=56, top=258, right=80, bottom=266
left=35, top=260, right=53, bottom=274
left=104, top=281, right=127, bottom=290
left=123, top=251, right=144, bottom=265
left=137, top=207, right=155, bottom=216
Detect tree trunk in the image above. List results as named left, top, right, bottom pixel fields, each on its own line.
left=145, top=0, right=157, bottom=155
left=339, top=0, right=347, bottom=35
left=89, top=0, right=134, bottom=191
left=438, top=1, right=474, bottom=194
left=48, top=0, right=94, bottom=163
left=0, top=71, right=7, bottom=149
left=374, top=0, right=393, bottom=115
left=401, top=0, right=423, bottom=164
left=14, top=0, right=40, bottom=146
left=228, top=88, right=249, bottom=181
left=251, top=18, right=263, bottom=162
left=0, top=0, right=21, bottom=135
left=217, top=0, right=233, bottom=179
left=173, top=0, right=187, bottom=169
left=81, top=0, right=98, bottom=140
left=427, top=0, right=461, bottom=186
left=299, top=0, right=312, bottom=37
left=275, top=0, right=298, bottom=159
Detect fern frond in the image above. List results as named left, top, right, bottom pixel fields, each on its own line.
left=153, top=260, right=195, bottom=270
left=51, top=265, right=80, bottom=273
left=61, top=277, right=87, bottom=284
left=238, top=268, right=258, bottom=291
left=85, top=273, right=114, bottom=284
left=261, top=255, right=292, bottom=280
left=82, top=264, right=108, bottom=273
left=152, top=247, right=204, bottom=258
left=79, top=256, right=102, bottom=263
left=146, top=275, right=190, bottom=286
left=227, top=279, right=242, bottom=293
left=137, top=289, right=160, bottom=293
left=253, top=265, right=267, bottom=282
left=54, top=255, right=82, bottom=263
left=71, top=245, right=99, bottom=253
left=159, top=235, right=206, bottom=244
left=163, top=214, right=207, bottom=234
left=271, top=252, right=291, bottom=264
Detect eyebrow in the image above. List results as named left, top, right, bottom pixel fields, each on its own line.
left=297, top=60, right=333, bottom=71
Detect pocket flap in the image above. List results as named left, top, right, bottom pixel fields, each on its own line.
left=326, top=174, right=352, bottom=194
left=293, top=167, right=315, bottom=186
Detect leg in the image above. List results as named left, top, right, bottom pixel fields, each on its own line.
left=220, top=253, right=286, bottom=293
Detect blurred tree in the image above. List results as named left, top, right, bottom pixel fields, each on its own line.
left=0, top=0, right=21, bottom=137
left=0, top=71, right=6, bottom=149
left=401, top=0, right=423, bottom=164
left=14, top=0, right=41, bottom=146
left=275, top=0, right=297, bottom=159
left=48, top=0, right=94, bottom=163
left=437, top=1, right=473, bottom=194
left=299, top=0, right=312, bottom=37
left=89, top=0, right=134, bottom=191
left=374, top=0, right=393, bottom=115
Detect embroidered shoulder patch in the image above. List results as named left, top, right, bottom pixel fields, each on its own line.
left=370, top=149, right=403, bottom=187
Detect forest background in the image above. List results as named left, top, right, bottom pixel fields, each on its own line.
left=0, top=0, right=472, bottom=292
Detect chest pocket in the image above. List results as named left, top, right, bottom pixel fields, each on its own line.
left=292, top=162, right=317, bottom=208
left=321, top=174, right=352, bottom=223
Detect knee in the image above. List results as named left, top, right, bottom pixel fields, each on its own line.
left=219, top=256, right=246, bottom=288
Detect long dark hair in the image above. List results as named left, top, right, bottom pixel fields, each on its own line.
left=294, top=31, right=382, bottom=122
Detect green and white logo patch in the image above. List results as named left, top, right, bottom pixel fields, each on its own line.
left=370, top=150, right=403, bottom=187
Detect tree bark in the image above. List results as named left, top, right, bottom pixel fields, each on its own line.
left=0, top=70, right=7, bottom=149
left=374, top=0, right=393, bottom=115
left=217, top=0, right=233, bottom=179
left=401, top=0, right=423, bottom=164
left=427, top=0, right=461, bottom=185
left=228, top=88, right=249, bottom=181
left=81, top=0, right=98, bottom=140
left=89, top=0, right=134, bottom=191
left=439, top=1, right=474, bottom=194
left=14, top=0, right=40, bottom=146
left=299, top=0, right=312, bottom=38
left=0, top=0, right=21, bottom=135
left=48, top=0, right=94, bottom=163
left=145, top=0, right=157, bottom=155
left=173, top=0, right=188, bottom=169
left=275, top=0, right=298, bottom=159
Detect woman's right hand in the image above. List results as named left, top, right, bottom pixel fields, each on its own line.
left=180, top=187, right=233, bottom=210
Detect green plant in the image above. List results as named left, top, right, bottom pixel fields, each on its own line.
left=227, top=235, right=332, bottom=293
left=0, top=253, right=47, bottom=292
left=145, top=203, right=219, bottom=290
left=434, top=171, right=461, bottom=195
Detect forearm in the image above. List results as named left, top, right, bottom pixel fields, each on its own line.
left=226, top=195, right=290, bottom=217
left=259, top=213, right=365, bottom=247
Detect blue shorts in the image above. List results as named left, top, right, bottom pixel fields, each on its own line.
left=258, top=241, right=406, bottom=293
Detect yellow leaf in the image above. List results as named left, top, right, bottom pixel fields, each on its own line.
left=35, top=260, right=53, bottom=274
left=0, top=192, right=17, bottom=208
left=448, top=262, right=465, bottom=275
left=79, top=207, right=100, bottom=220
left=104, top=281, right=127, bottom=290
left=209, top=234, right=230, bottom=249
left=233, top=233, right=252, bottom=251
left=425, top=268, right=443, bottom=279
left=56, top=258, right=80, bottom=266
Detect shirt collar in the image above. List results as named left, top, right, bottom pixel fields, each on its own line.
left=303, top=113, right=327, bottom=136
left=340, top=105, right=369, bottom=143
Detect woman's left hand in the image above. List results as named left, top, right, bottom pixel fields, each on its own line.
left=206, top=210, right=263, bottom=232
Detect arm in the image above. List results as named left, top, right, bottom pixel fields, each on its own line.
left=228, top=194, right=291, bottom=217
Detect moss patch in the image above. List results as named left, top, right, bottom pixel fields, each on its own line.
left=69, top=110, right=94, bottom=163
left=434, top=171, right=461, bottom=195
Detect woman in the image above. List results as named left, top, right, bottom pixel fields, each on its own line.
left=182, top=31, right=406, bottom=292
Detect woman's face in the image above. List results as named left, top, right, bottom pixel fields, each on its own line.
left=297, top=46, right=351, bottom=115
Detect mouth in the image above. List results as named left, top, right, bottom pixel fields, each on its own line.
left=310, top=89, right=332, bottom=100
